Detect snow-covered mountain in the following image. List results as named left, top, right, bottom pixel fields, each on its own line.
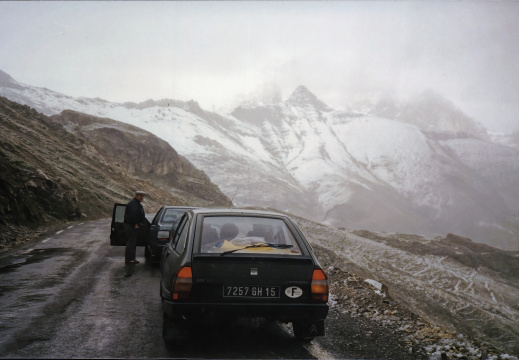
left=1, top=70, right=518, bottom=250
left=364, top=90, right=490, bottom=140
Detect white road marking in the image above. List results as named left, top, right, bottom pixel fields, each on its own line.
left=304, top=341, right=336, bottom=359
left=18, top=248, right=34, bottom=254
left=278, top=322, right=336, bottom=359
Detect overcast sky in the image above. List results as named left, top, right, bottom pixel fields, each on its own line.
left=1, top=1, right=518, bottom=132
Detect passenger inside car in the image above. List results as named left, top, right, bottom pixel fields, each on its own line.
left=202, top=225, right=220, bottom=246
left=219, top=223, right=239, bottom=241
left=199, top=216, right=302, bottom=255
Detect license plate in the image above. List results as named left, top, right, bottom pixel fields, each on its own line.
left=223, top=285, right=280, bottom=298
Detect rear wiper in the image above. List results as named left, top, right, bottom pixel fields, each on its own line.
left=220, top=243, right=293, bottom=256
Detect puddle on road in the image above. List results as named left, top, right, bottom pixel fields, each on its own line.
left=0, top=247, right=88, bottom=299
left=0, top=248, right=72, bottom=275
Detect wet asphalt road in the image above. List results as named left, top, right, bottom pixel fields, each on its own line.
left=0, top=218, right=331, bottom=359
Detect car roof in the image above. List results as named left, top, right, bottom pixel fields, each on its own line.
left=188, top=208, right=289, bottom=218
left=162, top=206, right=200, bottom=210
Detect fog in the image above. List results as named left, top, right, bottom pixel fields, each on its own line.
left=1, top=1, right=518, bottom=132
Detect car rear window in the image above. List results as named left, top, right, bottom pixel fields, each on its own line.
left=161, top=209, right=188, bottom=224
left=199, top=216, right=302, bottom=255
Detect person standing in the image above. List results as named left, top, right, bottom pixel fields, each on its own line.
left=124, top=190, right=146, bottom=264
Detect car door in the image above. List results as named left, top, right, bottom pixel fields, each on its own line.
left=161, top=214, right=190, bottom=298
left=110, top=203, right=127, bottom=246
left=147, top=206, right=165, bottom=245
left=110, top=202, right=150, bottom=246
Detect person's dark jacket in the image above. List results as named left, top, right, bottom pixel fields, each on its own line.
left=124, top=198, right=146, bottom=226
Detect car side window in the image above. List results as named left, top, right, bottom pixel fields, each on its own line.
left=175, top=223, right=189, bottom=253
left=172, top=217, right=188, bottom=248
left=114, top=205, right=126, bottom=223
left=151, top=207, right=163, bottom=224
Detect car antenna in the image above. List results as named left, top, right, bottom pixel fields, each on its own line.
left=228, top=187, right=239, bottom=209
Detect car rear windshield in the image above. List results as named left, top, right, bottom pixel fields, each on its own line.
left=161, top=209, right=188, bottom=224
left=199, top=216, right=302, bottom=255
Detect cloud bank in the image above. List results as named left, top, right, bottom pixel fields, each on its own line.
left=1, top=1, right=518, bottom=132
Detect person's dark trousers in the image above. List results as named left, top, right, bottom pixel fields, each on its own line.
left=125, top=223, right=137, bottom=262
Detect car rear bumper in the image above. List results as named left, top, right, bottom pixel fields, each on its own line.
left=163, top=300, right=328, bottom=322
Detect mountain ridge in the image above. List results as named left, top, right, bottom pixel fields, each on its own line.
left=286, top=85, right=333, bottom=111
left=1, top=69, right=517, bottom=250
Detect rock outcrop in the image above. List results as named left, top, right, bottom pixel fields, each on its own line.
left=0, top=97, right=229, bottom=253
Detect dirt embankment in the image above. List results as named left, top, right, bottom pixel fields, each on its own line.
left=313, top=244, right=515, bottom=360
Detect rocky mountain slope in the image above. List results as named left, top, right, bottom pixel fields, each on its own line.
left=49, top=110, right=228, bottom=205
left=0, top=96, right=229, bottom=253
left=316, top=255, right=515, bottom=359
left=1, top=69, right=518, bottom=251
left=295, top=215, right=519, bottom=357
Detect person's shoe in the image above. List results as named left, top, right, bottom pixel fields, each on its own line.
left=125, top=260, right=140, bottom=264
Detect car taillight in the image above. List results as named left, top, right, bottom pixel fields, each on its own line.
left=172, top=266, right=192, bottom=300
left=311, top=269, right=329, bottom=302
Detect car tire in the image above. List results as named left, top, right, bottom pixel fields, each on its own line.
left=163, top=312, right=191, bottom=341
left=162, top=314, right=176, bottom=339
left=292, top=321, right=315, bottom=342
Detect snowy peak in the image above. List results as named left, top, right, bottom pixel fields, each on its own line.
left=400, top=90, right=487, bottom=137
left=370, top=89, right=489, bottom=139
left=286, top=85, right=332, bottom=111
left=184, top=100, right=205, bottom=115
left=0, top=70, right=24, bottom=90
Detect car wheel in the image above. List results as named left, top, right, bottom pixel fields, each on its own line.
left=162, top=314, right=176, bottom=339
left=292, top=321, right=315, bottom=342
left=163, top=312, right=190, bottom=340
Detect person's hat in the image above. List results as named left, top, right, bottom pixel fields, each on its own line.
left=135, top=191, right=146, bottom=196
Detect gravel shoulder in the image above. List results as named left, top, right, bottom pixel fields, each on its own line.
left=313, top=244, right=516, bottom=360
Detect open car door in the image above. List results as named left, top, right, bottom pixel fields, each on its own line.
left=110, top=203, right=150, bottom=246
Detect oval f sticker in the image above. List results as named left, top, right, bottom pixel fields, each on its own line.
left=285, top=286, right=303, bottom=298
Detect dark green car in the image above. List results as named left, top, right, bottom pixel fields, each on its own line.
left=160, top=208, right=329, bottom=341
left=110, top=204, right=196, bottom=264
left=145, top=206, right=199, bottom=263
